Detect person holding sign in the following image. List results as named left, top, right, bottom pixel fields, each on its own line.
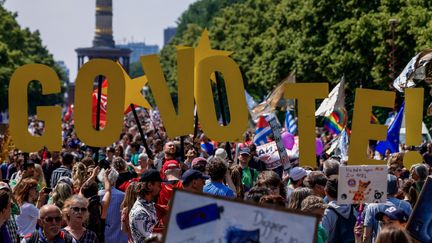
left=362, top=174, right=412, bottom=242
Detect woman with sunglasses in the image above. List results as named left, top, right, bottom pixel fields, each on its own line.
left=62, top=195, right=98, bottom=243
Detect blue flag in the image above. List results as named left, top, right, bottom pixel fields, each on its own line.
left=375, top=104, right=404, bottom=154
left=285, top=110, right=298, bottom=135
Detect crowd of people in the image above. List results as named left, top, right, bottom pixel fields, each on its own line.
left=0, top=109, right=430, bottom=243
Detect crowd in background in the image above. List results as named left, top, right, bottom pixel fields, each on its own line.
left=0, top=109, right=430, bottom=243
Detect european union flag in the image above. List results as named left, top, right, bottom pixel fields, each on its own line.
left=375, top=103, right=404, bottom=154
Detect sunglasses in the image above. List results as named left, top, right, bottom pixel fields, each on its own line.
left=43, top=216, right=62, bottom=223
left=71, top=207, right=88, bottom=213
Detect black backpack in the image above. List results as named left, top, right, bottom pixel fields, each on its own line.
left=328, top=205, right=357, bottom=243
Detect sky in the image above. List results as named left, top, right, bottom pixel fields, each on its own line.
left=4, top=0, right=197, bottom=81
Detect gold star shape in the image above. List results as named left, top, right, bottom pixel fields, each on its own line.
left=116, top=63, right=151, bottom=112
left=178, top=29, right=232, bottom=82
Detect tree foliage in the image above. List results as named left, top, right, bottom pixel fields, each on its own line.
left=162, top=0, right=432, bottom=125
left=0, top=3, right=66, bottom=114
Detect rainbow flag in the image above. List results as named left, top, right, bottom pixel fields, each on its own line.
left=324, top=107, right=348, bottom=135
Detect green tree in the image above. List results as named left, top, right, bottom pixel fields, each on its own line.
left=0, top=2, right=66, bottom=114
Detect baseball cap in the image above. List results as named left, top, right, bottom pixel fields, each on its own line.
left=214, top=148, right=227, bottom=160
left=289, top=167, right=307, bottom=181
left=182, top=169, right=210, bottom=185
left=140, top=169, right=163, bottom=182
left=239, top=147, right=251, bottom=156
left=375, top=206, right=408, bottom=222
left=0, top=182, right=10, bottom=191
left=162, top=160, right=180, bottom=174
left=191, top=157, right=207, bottom=167
left=387, top=174, right=398, bottom=195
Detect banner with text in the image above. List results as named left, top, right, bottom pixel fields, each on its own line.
left=165, top=189, right=318, bottom=243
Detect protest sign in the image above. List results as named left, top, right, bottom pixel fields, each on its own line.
left=337, top=165, right=387, bottom=204
left=165, top=189, right=318, bottom=243
left=256, top=142, right=282, bottom=170
left=266, top=114, right=290, bottom=168
left=406, top=176, right=432, bottom=242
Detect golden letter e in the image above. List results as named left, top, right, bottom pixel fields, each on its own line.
left=348, top=89, right=395, bottom=165
left=9, top=64, right=62, bottom=152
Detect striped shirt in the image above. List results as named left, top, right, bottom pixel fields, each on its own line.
left=50, top=166, right=72, bottom=188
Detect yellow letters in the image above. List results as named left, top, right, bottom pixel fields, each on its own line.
left=403, top=88, right=424, bottom=168
left=195, top=55, right=248, bottom=142
left=74, top=59, right=126, bottom=147
left=348, top=89, right=395, bottom=165
left=285, top=83, right=329, bottom=168
left=141, top=48, right=195, bottom=138
left=9, top=64, right=62, bottom=152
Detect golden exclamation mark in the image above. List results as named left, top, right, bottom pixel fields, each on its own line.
left=403, top=88, right=424, bottom=169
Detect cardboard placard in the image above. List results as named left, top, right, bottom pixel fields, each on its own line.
left=337, top=165, right=387, bottom=204
left=256, top=142, right=282, bottom=170
left=164, top=189, right=318, bottom=243
left=406, top=176, right=432, bottom=242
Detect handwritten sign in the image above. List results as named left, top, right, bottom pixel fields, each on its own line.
left=165, top=189, right=318, bottom=243
left=337, top=165, right=387, bottom=204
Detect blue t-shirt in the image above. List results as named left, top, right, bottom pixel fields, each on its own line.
left=204, top=181, right=235, bottom=198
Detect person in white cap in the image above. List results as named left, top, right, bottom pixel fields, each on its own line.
left=286, top=167, right=307, bottom=199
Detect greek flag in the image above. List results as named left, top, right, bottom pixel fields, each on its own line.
left=285, top=110, right=297, bottom=135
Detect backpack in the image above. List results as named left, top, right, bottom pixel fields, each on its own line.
left=28, top=230, right=73, bottom=243
left=328, top=205, right=357, bottom=243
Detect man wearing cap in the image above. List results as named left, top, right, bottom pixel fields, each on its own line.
left=129, top=169, right=163, bottom=242
left=157, top=160, right=183, bottom=206
left=375, top=206, right=408, bottom=230
left=286, top=167, right=307, bottom=199
left=362, top=174, right=412, bottom=242
left=237, top=147, right=258, bottom=192
left=191, top=157, right=208, bottom=174
left=182, top=170, right=210, bottom=193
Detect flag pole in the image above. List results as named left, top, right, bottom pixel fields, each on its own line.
left=94, top=75, right=103, bottom=165
left=130, top=104, right=154, bottom=160
left=215, top=73, right=232, bottom=161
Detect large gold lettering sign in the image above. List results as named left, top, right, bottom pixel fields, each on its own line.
left=6, top=30, right=426, bottom=167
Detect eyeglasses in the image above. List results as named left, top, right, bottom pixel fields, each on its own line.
left=43, top=216, right=62, bottom=223
left=71, top=207, right=88, bottom=213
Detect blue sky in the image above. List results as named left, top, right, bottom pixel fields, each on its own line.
left=4, top=0, right=197, bottom=81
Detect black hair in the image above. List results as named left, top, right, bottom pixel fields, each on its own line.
left=325, top=178, right=338, bottom=199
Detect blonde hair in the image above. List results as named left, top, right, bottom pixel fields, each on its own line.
left=51, top=182, right=73, bottom=209
left=34, top=164, right=47, bottom=189
left=120, top=182, right=139, bottom=213
left=62, top=194, right=89, bottom=223
left=72, top=162, right=87, bottom=192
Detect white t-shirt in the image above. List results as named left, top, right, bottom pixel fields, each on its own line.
left=16, top=202, right=39, bottom=236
